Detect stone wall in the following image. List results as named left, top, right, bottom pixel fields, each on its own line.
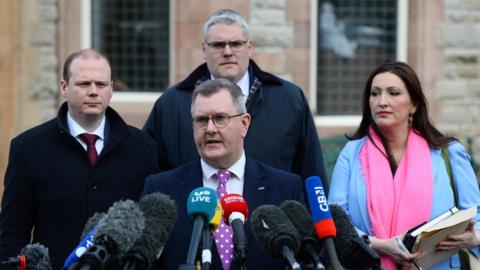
left=0, top=0, right=58, bottom=199
left=435, top=0, right=480, bottom=162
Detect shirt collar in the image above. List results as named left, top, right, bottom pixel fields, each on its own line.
left=67, top=112, right=106, bottom=140
left=211, top=71, right=250, bottom=98
left=201, top=151, right=246, bottom=182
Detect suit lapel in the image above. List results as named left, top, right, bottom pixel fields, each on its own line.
left=243, top=157, right=268, bottom=211
left=178, top=160, right=204, bottom=205
left=232, top=158, right=268, bottom=270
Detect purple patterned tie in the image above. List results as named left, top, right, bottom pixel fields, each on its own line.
left=213, top=170, right=234, bottom=270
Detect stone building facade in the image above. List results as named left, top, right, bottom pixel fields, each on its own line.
left=1, top=0, right=479, bottom=197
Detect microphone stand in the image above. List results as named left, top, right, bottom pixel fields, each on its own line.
left=202, top=225, right=212, bottom=270
left=282, top=246, right=301, bottom=270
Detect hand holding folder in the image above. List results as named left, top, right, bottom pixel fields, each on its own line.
left=401, top=206, right=477, bottom=269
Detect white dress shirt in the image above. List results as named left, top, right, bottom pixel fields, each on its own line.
left=211, top=71, right=250, bottom=100
left=67, top=112, right=106, bottom=155
left=201, top=151, right=246, bottom=195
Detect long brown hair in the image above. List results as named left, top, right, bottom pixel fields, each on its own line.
left=348, top=60, right=456, bottom=171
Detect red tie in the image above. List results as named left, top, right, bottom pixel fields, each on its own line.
left=80, top=133, right=98, bottom=166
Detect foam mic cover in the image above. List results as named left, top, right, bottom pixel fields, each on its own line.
left=220, top=193, right=248, bottom=224
left=220, top=194, right=249, bottom=265
left=250, top=205, right=301, bottom=260
left=329, top=205, right=381, bottom=270
left=80, top=212, right=107, bottom=240
left=209, top=201, right=222, bottom=232
left=184, top=187, right=218, bottom=265
left=305, top=176, right=336, bottom=239
left=279, top=200, right=325, bottom=269
left=186, top=187, right=218, bottom=221
left=20, top=243, right=52, bottom=270
left=1, top=243, right=52, bottom=270
left=63, top=212, right=107, bottom=269
left=121, top=192, right=178, bottom=270
left=74, top=200, right=145, bottom=270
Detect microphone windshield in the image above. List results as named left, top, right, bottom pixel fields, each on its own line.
left=20, top=243, right=52, bottom=270
left=94, top=199, right=145, bottom=254
left=305, top=176, right=336, bottom=239
left=250, top=204, right=301, bottom=259
left=64, top=212, right=107, bottom=269
left=127, top=192, right=178, bottom=265
left=186, top=187, right=218, bottom=221
left=209, top=201, right=223, bottom=231
left=80, top=212, right=106, bottom=240
left=329, top=204, right=381, bottom=270
left=220, top=193, right=248, bottom=224
left=279, top=200, right=321, bottom=252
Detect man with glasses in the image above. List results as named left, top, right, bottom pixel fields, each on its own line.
left=0, top=49, right=158, bottom=269
left=142, top=79, right=304, bottom=269
left=144, top=9, right=328, bottom=186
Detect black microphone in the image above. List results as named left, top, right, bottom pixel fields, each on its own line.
left=329, top=205, right=381, bottom=270
left=1, top=243, right=52, bottom=270
left=63, top=213, right=107, bottom=269
left=73, top=200, right=145, bottom=270
left=80, top=212, right=107, bottom=240
left=250, top=204, right=302, bottom=270
left=279, top=200, right=326, bottom=270
left=121, top=192, right=177, bottom=270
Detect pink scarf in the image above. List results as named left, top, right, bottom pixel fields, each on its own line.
left=360, top=128, right=433, bottom=269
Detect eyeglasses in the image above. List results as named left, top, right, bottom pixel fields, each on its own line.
left=206, top=40, right=248, bottom=52
left=192, top=113, right=244, bottom=129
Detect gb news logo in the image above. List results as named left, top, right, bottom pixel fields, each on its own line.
left=191, top=189, right=213, bottom=203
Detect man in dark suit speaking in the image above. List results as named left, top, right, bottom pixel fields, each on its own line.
left=142, top=79, right=304, bottom=269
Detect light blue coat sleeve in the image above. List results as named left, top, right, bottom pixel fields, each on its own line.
left=328, top=139, right=480, bottom=270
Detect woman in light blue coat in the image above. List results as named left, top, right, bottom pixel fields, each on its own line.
left=328, top=60, right=480, bottom=270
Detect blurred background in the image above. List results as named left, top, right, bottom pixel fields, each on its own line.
left=1, top=0, right=479, bottom=197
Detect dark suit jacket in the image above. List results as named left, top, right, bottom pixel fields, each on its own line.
left=143, top=60, right=328, bottom=185
left=0, top=103, right=159, bottom=269
left=141, top=157, right=304, bottom=270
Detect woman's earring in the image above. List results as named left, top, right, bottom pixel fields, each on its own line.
left=409, top=115, right=413, bottom=127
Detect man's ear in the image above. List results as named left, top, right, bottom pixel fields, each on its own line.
left=60, top=79, right=68, bottom=98
left=202, top=42, right=207, bottom=61
left=241, top=113, right=251, bottom=138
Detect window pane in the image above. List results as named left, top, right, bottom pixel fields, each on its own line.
left=92, top=0, right=169, bottom=92
left=317, top=0, right=397, bottom=115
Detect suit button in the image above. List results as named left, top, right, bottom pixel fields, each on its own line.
left=88, top=182, right=98, bottom=191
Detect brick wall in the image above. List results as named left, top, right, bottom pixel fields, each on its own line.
left=435, top=0, right=480, bottom=162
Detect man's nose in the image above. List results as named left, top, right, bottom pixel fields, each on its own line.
left=223, top=44, right=233, bottom=55
left=87, top=83, right=99, bottom=95
left=205, top=118, right=218, bottom=132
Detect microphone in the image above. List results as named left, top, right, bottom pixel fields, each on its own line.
left=329, top=205, right=381, bottom=270
left=182, top=187, right=217, bottom=268
left=209, top=202, right=222, bottom=232
left=73, top=200, right=145, bottom=270
left=201, top=201, right=222, bottom=270
left=63, top=212, right=107, bottom=269
left=1, top=243, right=52, bottom=270
left=121, top=192, right=178, bottom=270
left=279, top=200, right=325, bottom=270
left=250, top=204, right=302, bottom=270
left=220, top=193, right=248, bottom=267
left=305, top=176, right=343, bottom=270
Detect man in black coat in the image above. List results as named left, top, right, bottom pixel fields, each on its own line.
left=142, top=79, right=305, bottom=269
left=0, top=49, right=159, bottom=269
left=143, top=9, right=328, bottom=185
